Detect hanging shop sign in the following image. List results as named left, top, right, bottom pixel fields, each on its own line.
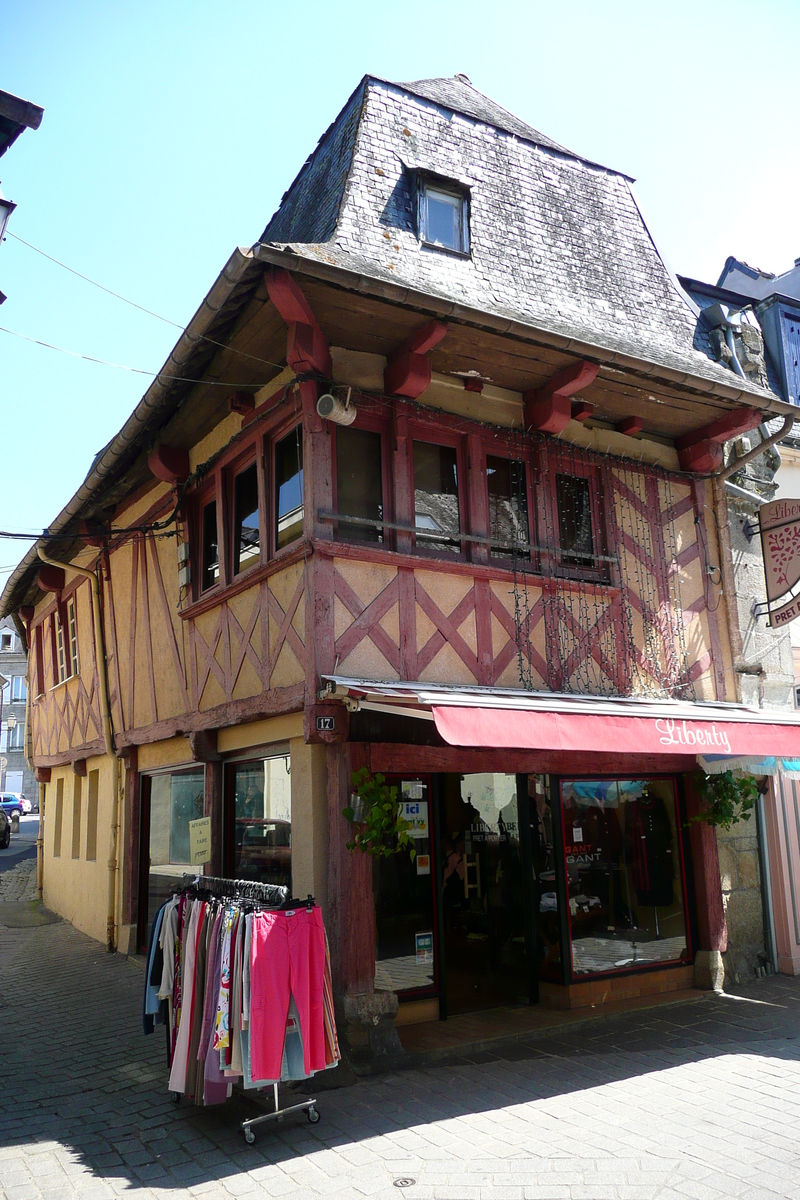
left=759, top=498, right=800, bottom=627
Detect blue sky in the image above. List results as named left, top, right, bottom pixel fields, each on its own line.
left=1, top=0, right=798, bottom=588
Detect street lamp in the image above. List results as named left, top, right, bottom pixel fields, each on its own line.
left=0, top=184, right=16, bottom=306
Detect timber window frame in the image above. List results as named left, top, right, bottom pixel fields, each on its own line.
left=547, top=451, right=609, bottom=583
left=330, top=414, right=391, bottom=547
left=417, top=174, right=471, bottom=257
left=410, top=432, right=466, bottom=559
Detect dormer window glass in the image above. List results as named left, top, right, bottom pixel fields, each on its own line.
left=419, top=180, right=469, bottom=255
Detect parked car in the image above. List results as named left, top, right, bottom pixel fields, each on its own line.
left=0, top=793, right=32, bottom=819
left=0, top=808, right=10, bottom=849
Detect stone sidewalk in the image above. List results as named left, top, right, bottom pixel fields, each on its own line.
left=2, top=916, right=800, bottom=1200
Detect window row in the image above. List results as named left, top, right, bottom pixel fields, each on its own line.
left=196, top=424, right=304, bottom=596
left=0, top=720, right=25, bottom=751
left=33, top=597, right=80, bottom=693
left=192, top=418, right=609, bottom=599
left=2, top=675, right=27, bottom=704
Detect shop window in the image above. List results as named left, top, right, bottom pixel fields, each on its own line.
left=413, top=440, right=461, bottom=553
left=226, top=755, right=292, bottom=890
left=142, top=768, right=205, bottom=937
left=86, top=770, right=99, bottom=861
left=11, top=675, right=27, bottom=703
left=560, top=778, right=690, bottom=979
left=486, top=455, right=530, bottom=558
left=201, top=500, right=220, bottom=591
left=335, top=426, right=384, bottom=543
left=71, top=775, right=82, bottom=860
left=233, top=461, right=261, bottom=575
left=53, top=779, right=64, bottom=857
left=275, top=427, right=304, bottom=550
left=374, top=777, right=436, bottom=996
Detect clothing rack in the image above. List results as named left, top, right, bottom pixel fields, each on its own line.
left=180, top=873, right=288, bottom=907
left=176, top=874, right=321, bottom=1142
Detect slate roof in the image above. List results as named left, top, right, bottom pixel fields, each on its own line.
left=260, top=74, right=781, bottom=401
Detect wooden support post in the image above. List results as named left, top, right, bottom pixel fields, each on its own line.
left=326, top=742, right=375, bottom=996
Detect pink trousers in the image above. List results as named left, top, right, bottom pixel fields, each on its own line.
left=249, top=906, right=327, bottom=1082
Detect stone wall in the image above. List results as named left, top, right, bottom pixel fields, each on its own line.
left=717, top=812, right=767, bottom=983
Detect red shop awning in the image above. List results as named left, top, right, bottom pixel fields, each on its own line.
left=432, top=705, right=800, bottom=758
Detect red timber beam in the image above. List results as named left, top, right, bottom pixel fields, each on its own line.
left=676, top=407, right=762, bottom=473
left=265, top=267, right=332, bottom=377
left=37, top=564, right=65, bottom=594
left=148, top=445, right=190, bottom=485
left=617, top=415, right=643, bottom=437
left=524, top=359, right=599, bottom=434
left=384, top=320, right=448, bottom=399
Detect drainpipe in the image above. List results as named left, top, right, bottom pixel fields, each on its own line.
left=718, top=414, right=794, bottom=482
left=36, top=546, right=120, bottom=951
left=724, top=325, right=746, bottom=380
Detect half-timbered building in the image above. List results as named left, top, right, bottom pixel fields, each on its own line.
left=5, top=75, right=800, bottom=1058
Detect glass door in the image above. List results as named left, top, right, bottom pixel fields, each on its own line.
left=439, top=772, right=531, bottom=1014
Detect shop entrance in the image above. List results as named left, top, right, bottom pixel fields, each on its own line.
left=373, top=772, right=536, bottom=1017
left=439, top=773, right=531, bottom=1014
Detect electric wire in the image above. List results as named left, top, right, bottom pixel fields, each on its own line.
left=6, top=230, right=285, bottom=371
left=0, top=324, right=281, bottom=388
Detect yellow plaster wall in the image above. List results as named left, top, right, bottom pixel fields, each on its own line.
left=289, top=738, right=328, bottom=913
left=217, top=712, right=303, bottom=752
left=137, top=737, right=193, bottom=771
left=42, top=754, right=116, bottom=946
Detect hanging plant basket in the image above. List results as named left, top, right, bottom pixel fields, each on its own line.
left=343, top=768, right=416, bottom=860
left=692, top=770, right=759, bottom=830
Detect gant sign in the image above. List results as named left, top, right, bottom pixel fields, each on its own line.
left=655, top=718, right=731, bottom=753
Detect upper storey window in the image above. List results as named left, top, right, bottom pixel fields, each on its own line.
left=418, top=178, right=470, bottom=255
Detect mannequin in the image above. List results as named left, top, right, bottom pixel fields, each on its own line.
left=625, top=788, right=674, bottom=913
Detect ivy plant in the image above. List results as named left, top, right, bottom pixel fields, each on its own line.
left=692, top=770, right=759, bottom=830
left=343, top=768, right=416, bottom=859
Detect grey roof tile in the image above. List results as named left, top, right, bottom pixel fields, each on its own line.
left=259, top=74, right=780, bottom=400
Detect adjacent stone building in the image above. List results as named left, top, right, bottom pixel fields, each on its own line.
left=0, top=614, right=35, bottom=801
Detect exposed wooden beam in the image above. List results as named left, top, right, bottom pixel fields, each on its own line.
left=148, top=445, right=190, bottom=485
left=617, top=415, right=644, bottom=437
left=265, top=267, right=332, bottom=376
left=676, top=407, right=762, bottom=452
left=384, top=320, right=448, bottom=398
left=676, top=407, right=762, bottom=472
left=524, top=359, right=599, bottom=434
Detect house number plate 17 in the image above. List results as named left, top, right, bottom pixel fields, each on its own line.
left=316, top=715, right=336, bottom=732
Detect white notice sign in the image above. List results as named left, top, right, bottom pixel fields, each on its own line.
left=402, top=800, right=429, bottom=839
left=189, top=816, right=211, bottom=866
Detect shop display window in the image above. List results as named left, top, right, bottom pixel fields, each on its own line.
left=142, top=768, right=205, bottom=936
left=374, top=778, right=436, bottom=995
left=226, top=756, right=292, bottom=891
left=560, top=777, right=690, bottom=978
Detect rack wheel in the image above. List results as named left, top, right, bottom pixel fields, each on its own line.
left=307, top=1106, right=320, bottom=1124
left=243, top=1127, right=256, bottom=1144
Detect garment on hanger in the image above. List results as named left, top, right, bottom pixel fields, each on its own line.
left=144, top=883, right=340, bottom=1108
left=626, top=794, right=674, bottom=907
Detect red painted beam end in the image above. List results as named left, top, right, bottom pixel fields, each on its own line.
left=384, top=351, right=432, bottom=399
left=678, top=438, right=724, bottom=473
left=571, top=401, right=594, bottom=422
left=148, top=445, right=190, bottom=485
left=228, top=391, right=255, bottom=416
left=617, top=415, right=644, bottom=437
left=37, top=564, right=66, bottom=594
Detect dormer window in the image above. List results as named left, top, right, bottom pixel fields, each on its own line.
left=418, top=178, right=469, bottom=255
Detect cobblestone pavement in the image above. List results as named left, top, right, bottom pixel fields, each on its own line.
left=0, top=857, right=37, bottom=902
left=2, top=918, right=800, bottom=1200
